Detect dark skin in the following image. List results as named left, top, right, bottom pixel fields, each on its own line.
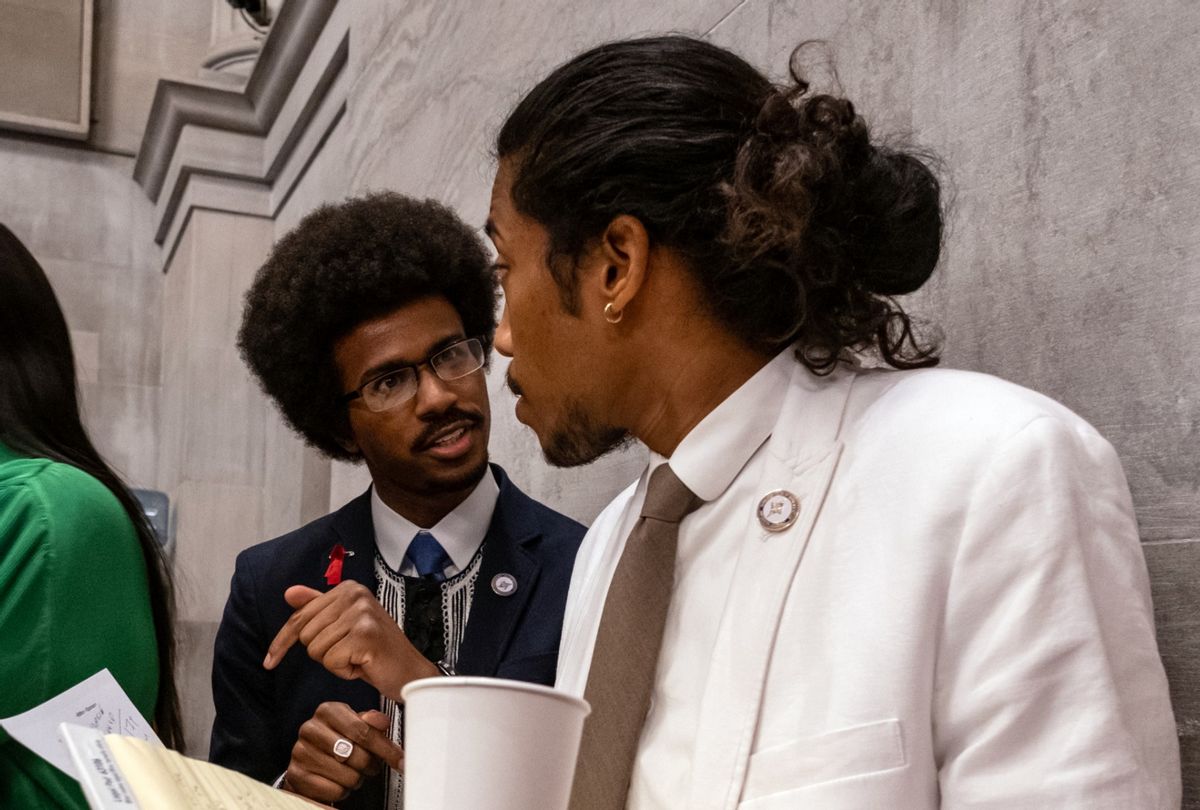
left=332, top=295, right=492, bottom=527
left=266, top=295, right=493, bottom=804
left=283, top=703, right=398, bottom=804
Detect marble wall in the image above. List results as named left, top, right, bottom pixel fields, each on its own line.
left=0, top=0, right=216, bottom=475
left=92, top=0, right=212, bottom=154
left=0, top=134, right=161, bottom=487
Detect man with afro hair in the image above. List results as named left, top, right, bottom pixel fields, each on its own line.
left=209, top=192, right=584, bottom=809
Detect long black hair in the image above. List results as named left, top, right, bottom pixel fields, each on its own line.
left=0, top=223, right=182, bottom=749
left=497, top=36, right=942, bottom=372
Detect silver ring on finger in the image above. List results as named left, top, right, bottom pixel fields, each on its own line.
left=332, top=737, right=354, bottom=762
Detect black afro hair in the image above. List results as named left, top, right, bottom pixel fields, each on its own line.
left=238, top=192, right=497, bottom=460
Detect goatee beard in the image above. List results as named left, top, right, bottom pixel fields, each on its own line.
left=542, top=402, right=632, bottom=468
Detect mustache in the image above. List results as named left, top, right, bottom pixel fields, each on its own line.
left=505, top=369, right=525, bottom=398
left=412, top=407, right=484, bottom=451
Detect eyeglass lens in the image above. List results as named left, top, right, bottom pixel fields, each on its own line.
left=361, top=339, right=484, bottom=412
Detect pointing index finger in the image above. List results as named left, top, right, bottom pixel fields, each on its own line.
left=264, top=586, right=337, bottom=668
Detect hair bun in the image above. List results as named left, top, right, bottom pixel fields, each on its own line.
left=843, top=147, right=942, bottom=296
left=754, top=91, right=803, bottom=140
left=797, top=95, right=870, bottom=167
left=730, top=88, right=942, bottom=299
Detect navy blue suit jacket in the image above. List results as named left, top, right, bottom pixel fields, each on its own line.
left=208, top=465, right=584, bottom=807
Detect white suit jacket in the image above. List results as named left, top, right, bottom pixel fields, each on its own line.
left=559, top=361, right=1180, bottom=809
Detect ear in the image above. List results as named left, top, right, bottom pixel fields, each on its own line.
left=596, top=214, right=651, bottom=316
left=332, top=417, right=360, bottom=455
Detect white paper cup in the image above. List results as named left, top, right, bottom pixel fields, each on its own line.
left=401, top=677, right=590, bottom=810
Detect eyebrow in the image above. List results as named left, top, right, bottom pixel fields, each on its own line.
left=356, top=333, right=468, bottom=387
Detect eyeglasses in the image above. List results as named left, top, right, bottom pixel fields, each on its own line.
left=341, top=337, right=486, bottom=413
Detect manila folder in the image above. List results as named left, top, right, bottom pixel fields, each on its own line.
left=62, top=723, right=324, bottom=809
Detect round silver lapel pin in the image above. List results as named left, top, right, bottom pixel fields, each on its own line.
left=491, top=572, right=518, bottom=596
left=757, top=490, right=800, bottom=532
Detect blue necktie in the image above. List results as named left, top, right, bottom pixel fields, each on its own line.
left=404, top=530, right=452, bottom=582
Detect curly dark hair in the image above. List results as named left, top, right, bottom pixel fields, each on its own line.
left=238, top=193, right=497, bottom=460
left=496, top=36, right=942, bottom=372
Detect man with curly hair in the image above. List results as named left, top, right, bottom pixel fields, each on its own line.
left=208, top=192, right=584, bottom=810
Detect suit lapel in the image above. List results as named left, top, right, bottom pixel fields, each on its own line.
left=324, top=490, right=379, bottom=707
left=277, top=490, right=380, bottom=726
left=455, top=467, right=542, bottom=676
left=329, top=489, right=379, bottom=591
left=687, top=366, right=858, bottom=810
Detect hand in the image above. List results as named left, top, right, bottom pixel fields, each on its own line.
left=263, top=582, right=439, bottom=699
left=282, top=703, right=403, bottom=805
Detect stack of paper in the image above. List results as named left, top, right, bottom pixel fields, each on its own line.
left=1, top=669, right=322, bottom=809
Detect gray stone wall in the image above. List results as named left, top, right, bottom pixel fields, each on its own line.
left=0, top=0, right=220, bottom=470
left=0, top=134, right=162, bottom=487
left=92, top=0, right=212, bottom=154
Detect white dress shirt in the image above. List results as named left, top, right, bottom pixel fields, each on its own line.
left=557, top=348, right=796, bottom=808
left=371, top=469, right=500, bottom=810
left=370, top=469, right=499, bottom=575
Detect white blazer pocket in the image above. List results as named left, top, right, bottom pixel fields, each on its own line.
left=742, top=718, right=907, bottom=800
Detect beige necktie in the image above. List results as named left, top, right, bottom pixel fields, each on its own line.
left=570, top=464, right=703, bottom=810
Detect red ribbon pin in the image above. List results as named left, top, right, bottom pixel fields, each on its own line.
left=324, top=543, right=346, bottom=586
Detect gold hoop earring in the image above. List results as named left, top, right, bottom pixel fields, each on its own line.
left=604, top=302, right=623, bottom=324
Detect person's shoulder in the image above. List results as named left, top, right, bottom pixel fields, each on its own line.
left=236, top=492, right=369, bottom=572
left=847, top=366, right=1102, bottom=446
left=0, top=455, right=131, bottom=535
left=0, top=456, right=142, bottom=586
left=524, top=496, right=587, bottom=541
left=492, top=466, right=586, bottom=547
left=0, top=450, right=54, bottom=486
left=1, top=453, right=112, bottom=502
left=0, top=456, right=54, bottom=542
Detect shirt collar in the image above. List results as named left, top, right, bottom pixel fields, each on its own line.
left=370, top=467, right=500, bottom=573
left=651, top=346, right=795, bottom=503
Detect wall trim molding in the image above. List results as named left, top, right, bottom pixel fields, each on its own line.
left=134, top=0, right=347, bottom=270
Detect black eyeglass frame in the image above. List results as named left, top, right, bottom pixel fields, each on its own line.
left=339, top=336, right=486, bottom=411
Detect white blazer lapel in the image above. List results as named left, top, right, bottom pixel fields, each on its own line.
left=686, top=366, right=857, bottom=810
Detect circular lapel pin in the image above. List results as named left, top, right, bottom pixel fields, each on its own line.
left=491, top=572, right=518, bottom=596
left=757, top=490, right=800, bottom=532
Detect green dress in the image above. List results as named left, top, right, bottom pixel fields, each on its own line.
left=0, top=442, right=160, bottom=809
